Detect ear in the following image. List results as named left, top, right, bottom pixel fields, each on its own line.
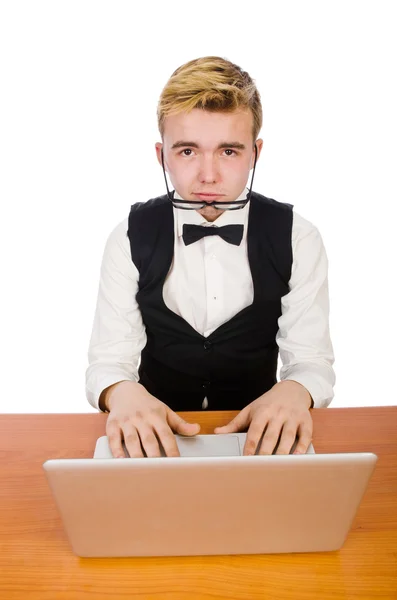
left=155, top=142, right=165, bottom=169
left=252, top=138, right=263, bottom=167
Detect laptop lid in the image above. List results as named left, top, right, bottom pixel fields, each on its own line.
left=43, top=442, right=377, bottom=557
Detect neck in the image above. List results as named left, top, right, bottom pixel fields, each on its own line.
left=197, top=208, right=225, bottom=222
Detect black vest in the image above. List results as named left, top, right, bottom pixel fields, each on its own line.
left=127, top=191, right=293, bottom=411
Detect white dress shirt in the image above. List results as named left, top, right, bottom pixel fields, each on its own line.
left=86, top=188, right=335, bottom=410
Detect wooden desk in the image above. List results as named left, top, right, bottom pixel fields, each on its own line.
left=0, top=408, right=396, bottom=600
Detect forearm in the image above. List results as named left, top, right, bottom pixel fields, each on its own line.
left=98, top=379, right=144, bottom=412
left=273, top=379, right=314, bottom=409
left=86, top=362, right=140, bottom=411
left=85, top=218, right=147, bottom=412
left=279, top=360, right=335, bottom=408
left=277, top=214, right=335, bottom=409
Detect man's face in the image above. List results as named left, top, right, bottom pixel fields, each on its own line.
left=155, top=108, right=263, bottom=222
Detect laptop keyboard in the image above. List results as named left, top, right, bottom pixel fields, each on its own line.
left=121, top=433, right=308, bottom=458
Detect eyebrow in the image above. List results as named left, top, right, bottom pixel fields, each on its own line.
left=171, top=141, right=246, bottom=150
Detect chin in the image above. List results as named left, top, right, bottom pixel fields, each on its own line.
left=200, top=207, right=222, bottom=214
left=200, top=210, right=223, bottom=222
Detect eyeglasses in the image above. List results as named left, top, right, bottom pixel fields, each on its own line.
left=160, top=145, right=258, bottom=211
left=170, top=197, right=250, bottom=211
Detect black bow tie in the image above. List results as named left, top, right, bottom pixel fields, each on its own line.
left=182, top=223, right=244, bottom=246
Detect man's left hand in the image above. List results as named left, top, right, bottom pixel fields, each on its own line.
left=214, top=381, right=313, bottom=455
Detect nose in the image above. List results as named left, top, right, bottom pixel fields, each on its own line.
left=198, top=155, right=220, bottom=184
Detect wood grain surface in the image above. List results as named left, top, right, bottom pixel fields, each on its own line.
left=0, top=407, right=396, bottom=600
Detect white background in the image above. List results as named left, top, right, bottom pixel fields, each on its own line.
left=1, top=1, right=396, bottom=412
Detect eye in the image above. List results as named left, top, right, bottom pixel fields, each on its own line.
left=178, top=148, right=237, bottom=157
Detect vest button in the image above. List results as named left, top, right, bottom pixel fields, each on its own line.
left=203, top=341, right=212, bottom=350
left=202, top=381, right=211, bottom=389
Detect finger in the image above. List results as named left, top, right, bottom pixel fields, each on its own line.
left=122, top=426, right=145, bottom=458
left=167, top=410, right=201, bottom=436
left=293, top=421, right=313, bottom=454
left=275, top=421, right=298, bottom=455
left=106, top=419, right=126, bottom=458
left=214, top=407, right=250, bottom=434
left=257, top=419, right=285, bottom=455
left=153, top=421, right=180, bottom=457
left=243, top=420, right=269, bottom=456
left=136, top=426, right=163, bottom=458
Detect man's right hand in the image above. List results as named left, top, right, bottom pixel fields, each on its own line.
left=102, top=381, right=201, bottom=458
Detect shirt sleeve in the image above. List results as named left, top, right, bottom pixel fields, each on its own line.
left=276, top=211, right=336, bottom=408
left=85, top=218, right=147, bottom=411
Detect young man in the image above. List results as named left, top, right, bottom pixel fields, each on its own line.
left=86, top=56, right=335, bottom=459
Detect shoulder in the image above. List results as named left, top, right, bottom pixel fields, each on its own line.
left=253, top=191, right=320, bottom=238
left=128, top=193, right=169, bottom=216
left=291, top=210, right=327, bottom=268
left=292, top=210, right=319, bottom=236
left=292, top=210, right=322, bottom=244
left=251, top=191, right=293, bottom=213
left=107, top=217, right=129, bottom=240
left=253, top=191, right=325, bottom=256
left=104, top=217, right=130, bottom=259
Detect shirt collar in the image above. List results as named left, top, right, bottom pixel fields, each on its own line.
left=174, top=188, right=250, bottom=239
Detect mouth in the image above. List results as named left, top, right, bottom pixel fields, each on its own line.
left=193, top=193, right=225, bottom=201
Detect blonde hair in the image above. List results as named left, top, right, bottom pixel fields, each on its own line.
left=157, top=56, right=262, bottom=145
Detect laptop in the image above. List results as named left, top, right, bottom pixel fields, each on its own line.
left=43, top=433, right=377, bottom=557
